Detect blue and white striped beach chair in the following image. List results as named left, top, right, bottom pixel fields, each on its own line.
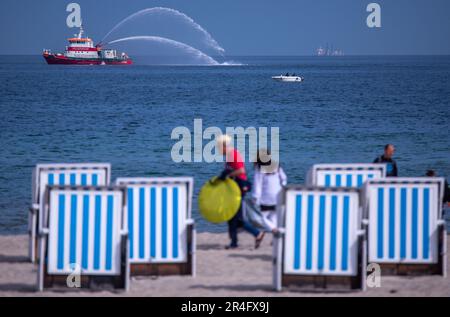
left=273, top=186, right=366, bottom=291
left=306, top=163, right=386, bottom=188
left=115, top=177, right=196, bottom=276
left=37, top=186, right=129, bottom=291
left=29, top=163, right=111, bottom=262
left=363, top=178, right=447, bottom=276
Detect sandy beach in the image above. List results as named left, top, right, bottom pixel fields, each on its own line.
left=0, top=233, right=449, bottom=297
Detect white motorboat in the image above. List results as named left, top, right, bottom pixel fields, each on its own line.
left=272, top=75, right=304, bottom=82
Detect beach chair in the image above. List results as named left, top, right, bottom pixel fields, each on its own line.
left=115, top=177, right=196, bottom=276
left=306, top=163, right=386, bottom=188
left=363, top=178, right=447, bottom=276
left=37, top=186, right=129, bottom=291
left=29, top=163, right=111, bottom=263
left=273, top=185, right=366, bottom=291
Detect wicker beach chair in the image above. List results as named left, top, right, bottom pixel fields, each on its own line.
left=273, top=185, right=367, bottom=291
left=29, top=163, right=111, bottom=263
left=363, top=177, right=447, bottom=276
left=306, top=163, right=387, bottom=188
left=37, top=186, right=129, bottom=291
left=115, top=177, right=196, bottom=276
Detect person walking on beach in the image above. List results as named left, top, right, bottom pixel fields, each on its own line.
left=217, top=135, right=265, bottom=249
left=252, top=149, right=287, bottom=234
left=373, top=144, right=398, bottom=177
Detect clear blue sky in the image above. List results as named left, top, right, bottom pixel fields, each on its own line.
left=1, top=0, right=450, bottom=55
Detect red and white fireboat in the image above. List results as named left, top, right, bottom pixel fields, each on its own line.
left=43, top=26, right=132, bottom=65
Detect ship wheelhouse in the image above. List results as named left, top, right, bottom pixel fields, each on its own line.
left=65, top=26, right=100, bottom=59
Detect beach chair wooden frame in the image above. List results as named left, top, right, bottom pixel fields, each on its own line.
left=29, top=163, right=111, bottom=263
left=37, top=185, right=129, bottom=291
left=115, top=177, right=196, bottom=277
left=306, top=163, right=387, bottom=188
left=273, top=185, right=367, bottom=292
left=363, top=177, right=447, bottom=276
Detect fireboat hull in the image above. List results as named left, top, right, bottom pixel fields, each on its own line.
left=43, top=53, right=132, bottom=65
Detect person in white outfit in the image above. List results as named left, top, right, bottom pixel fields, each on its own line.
left=252, top=149, right=287, bottom=233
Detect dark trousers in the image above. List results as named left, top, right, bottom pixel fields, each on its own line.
left=227, top=191, right=260, bottom=247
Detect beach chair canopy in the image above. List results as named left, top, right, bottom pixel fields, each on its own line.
left=33, top=163, right=111, bottom=204
left=115, top=177, right=194, bottom=264
left=45, top=186, right=125, bottom=275
left=283, top=186, right=362, bottom=276
left=364, top=178, right=445, bottom=264
left=29, top=163, right=111, bottom=262
left=307, top=163, right=387, bottom=188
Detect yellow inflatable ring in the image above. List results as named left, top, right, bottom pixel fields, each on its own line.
left=198, top=177, right=242, bottom=223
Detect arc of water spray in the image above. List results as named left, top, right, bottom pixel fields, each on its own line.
left=107, top=36, right=219, bottom=65
left=101, top=7, right=225, bottom=55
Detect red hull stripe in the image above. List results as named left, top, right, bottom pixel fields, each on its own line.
left=67, top=47, right=99, bottom=52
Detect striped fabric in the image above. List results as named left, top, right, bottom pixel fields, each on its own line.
left=119, top=181, right=189, bottom=263
left=47, top=188, right=123, bottom=275
left=310, top=164, right=386, bottom=188
left=39, top=169, right=107, bottom=202
left=366, top=180, right=442, bottom=264
left=283, top=189, right=361, bottom=276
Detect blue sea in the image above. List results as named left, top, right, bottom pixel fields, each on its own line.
left=0, top=55, right=449, bottom=234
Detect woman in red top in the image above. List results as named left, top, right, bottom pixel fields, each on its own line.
left=217, top=135, right=265, bottom=249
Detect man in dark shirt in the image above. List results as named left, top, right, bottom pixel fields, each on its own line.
left=374, top=144, right=398, bottom=177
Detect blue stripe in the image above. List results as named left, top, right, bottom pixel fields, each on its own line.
left=329, top=195, right=338, bottom=270
left=423, top=188, right=430, bottom=259
left=105, top=195, right=113, bottom=270
left=341, top=196, right=350, bottom=271
left=48, top=173, right=54, bottom=185
left=92, top=174, right=98, bottom=186
left=412, top=188, right=418, bottom=259
left=162, top=187, right=168, bottom=258
left=335, top=175, right=342, bottom=187
left=70, top=173, right=76, bottom=186
left=81, top=174, right=87, bottom=186
left=150, top=188, right=156, bottom=258
left=293, top=195, right=302, bottom=269
left=368, top=174, right=374, bottom=179
left=82, top=195, right=89, bottom=269
left=94, top=195, right=101, bottom=270
left=346, top=175, right=352, bottom=187
left=389, top=188, right=395, bottom=259
left=318, top=195, right=326, bottom=270
left=59, top=174, right=65, bottom=185
left=325, top=175, right=331, bottom=187
left=127, top=188, right=134, bottom=259
left=377, top=188, right=384, bottom=259
left=57, top=194, right=65, bottom=270
left=69, top=194, right=77, bottom=265
left=357, top=175, right=363, bottom=187
left=173, top=187, right=179, bottom=258
left=400, top=188, right=407, bottom=259
left=139, top=188, right=145, bottom=259
left=306, top=195, right=314, bottom=270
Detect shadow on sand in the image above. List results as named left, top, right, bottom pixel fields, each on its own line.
left=189, top=283, right=273, bottom=292
left=0, top=254, right=29, bottom=263
left=228, top=253, right=272, bottom=261
left=0, top=283, right=36, bottom=292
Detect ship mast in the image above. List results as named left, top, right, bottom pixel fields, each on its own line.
left=76, top=24, right=84, bottom=39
